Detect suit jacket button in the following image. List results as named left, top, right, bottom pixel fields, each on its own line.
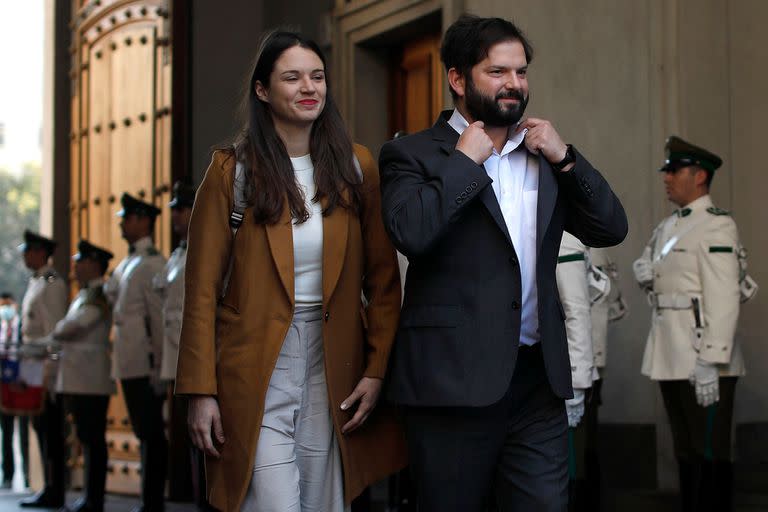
left=455, top=197, right=462, bottom=204
left=511, top=301, right=521, bottom=310
left=324, top=312, right=330, bottom=322
left=471, top=181, right=478, bottom=189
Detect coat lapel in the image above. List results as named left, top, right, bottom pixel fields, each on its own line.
left=322, top=197, right=348, bottom=303
left=536, top=155, right=558, bottom=252
left=265, top=204, right=295, bottom=305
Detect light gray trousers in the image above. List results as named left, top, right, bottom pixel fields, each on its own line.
left=242, top=306, right=348, bottom=512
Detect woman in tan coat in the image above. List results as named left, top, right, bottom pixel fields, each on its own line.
left=176, top=31, right=406, bottom=511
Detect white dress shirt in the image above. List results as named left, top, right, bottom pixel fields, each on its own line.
left=448, top=110, right=540, bottom=346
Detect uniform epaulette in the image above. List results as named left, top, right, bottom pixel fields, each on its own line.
left=84, top=286, right=110, bottom=315
left=706, top=206, right=731, bottom=216
left=42, top=270, right=59, bottom=282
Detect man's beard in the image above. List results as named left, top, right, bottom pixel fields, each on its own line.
left=464, top=78, right=528, bottom=127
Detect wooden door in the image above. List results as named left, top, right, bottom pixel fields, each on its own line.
left=389, top=33, right=444, bottom=138
left=69, top=0, right=176, bottom=495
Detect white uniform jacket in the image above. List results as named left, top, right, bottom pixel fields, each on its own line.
left=21, top=265, right=68, bottom=388
left=589, top=249, right=627, bottom=370
left=104, top=236, right=166, bottom=381
left=53, top=279, right=116, bottom=395
left=634, top=195, right=745, bottom=380
left=153, top=241, right=186, bottom=381
left=556, top=232, right=595, bottom=389
left=21, top=265, right=68, bottom=342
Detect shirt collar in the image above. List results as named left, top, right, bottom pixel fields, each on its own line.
left=447, top=109, right=527, bottom=157
left=131, top=236, right=153, bottom=254
left=680, top=194, right=713, bottom=214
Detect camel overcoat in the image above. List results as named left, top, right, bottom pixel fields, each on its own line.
left=175, top=145, right=407, bottom=511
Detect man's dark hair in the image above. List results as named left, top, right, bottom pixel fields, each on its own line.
left=440, top=15, right=534, bottom=100
left=0, top=292, right=13, bottom=300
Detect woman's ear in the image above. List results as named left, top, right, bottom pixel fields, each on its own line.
left=254, top=81, right=269, bottom=103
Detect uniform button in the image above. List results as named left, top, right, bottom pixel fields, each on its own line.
left=471, top=181, right=478, bottom=188
left=455, top=197, right=462, bottom=204
left=511, top=301, right=521, bottom=310
left=465, top=186, right=472, bottom=193
left=324, top=312, right=330, bottom=322
left=706, top=344, right=712, bottom=349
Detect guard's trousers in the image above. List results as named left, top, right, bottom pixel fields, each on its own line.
left=659, top=378, right=737, bottom=512
left=122, top=377, right=168, bottom=512
left=242, top=306, right=347, bottom=512
left=64, top=394, right=109, bottom=510
left=32, top=392, right=65, bottom=500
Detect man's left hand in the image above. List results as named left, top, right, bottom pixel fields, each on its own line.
left=340, top=377, right=383, bottom=434
left=517, top=118, right=571, bottom=170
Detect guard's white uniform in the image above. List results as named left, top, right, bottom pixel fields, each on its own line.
left=153, top=242, right=186, bottom=381
left=556, top=232, right=595, bottom=389
left=53, top=279, right=115, bottom=395
left=104, top=236, right=166, bottom=382
left=634, top=195, right=745, bottom=380
left=21, top=265, right=68, bottom=387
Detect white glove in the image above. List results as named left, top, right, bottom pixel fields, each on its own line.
left=689, top=359, right=719, bottom=407
left=565, top=389, right=586, bottom=428
left=632, top=258, right=653, bottom=287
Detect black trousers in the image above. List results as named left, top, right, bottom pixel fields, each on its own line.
left=1, top=412, right=29, bottom=484
left=122, top=377, right=167, bottom=512
left=63, top=394, right=109, bottom=509
left=568, top=379, right=602, bottom=512
left=659, top=378, right=737, bottom=512
left=31, top=392, right=65, bottom=499
left=403, top=344, right=569, bottom=512
left=166, top=386, right=194, bottom=502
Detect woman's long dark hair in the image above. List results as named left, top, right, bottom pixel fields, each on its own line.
left=218, top=30, right=362, bottom=225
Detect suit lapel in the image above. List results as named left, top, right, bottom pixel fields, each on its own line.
left=321, top=197, right=348, bottom=303
left=432, top=112, right=514, bottom=247
left=265, top=204, right=295, bottom=306
left=536, top=154, right=557, bottom=253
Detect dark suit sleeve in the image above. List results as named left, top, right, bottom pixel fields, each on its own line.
left=556, top=147, right=628, bottom=247
left=379, top=139, right=493, bottom=257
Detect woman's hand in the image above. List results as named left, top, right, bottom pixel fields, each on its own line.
left=340, top=377, right=383, bottom=434
left=188, top=395, right=225, bottom=457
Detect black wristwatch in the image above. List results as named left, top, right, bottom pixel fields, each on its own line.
left=552, top=144, right=575, bottom=171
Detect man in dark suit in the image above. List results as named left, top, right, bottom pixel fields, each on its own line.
left=380, top=15, right=628, bottom=511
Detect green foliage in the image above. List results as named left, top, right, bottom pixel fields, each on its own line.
left=0, top=162, right=40, bottom=301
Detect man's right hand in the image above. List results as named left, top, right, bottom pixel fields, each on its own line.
left=188, top=395, right=225, bottom=458
left=456, top=121, right=494, bottom=165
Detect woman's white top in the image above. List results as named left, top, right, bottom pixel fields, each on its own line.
left=291, top=154, right=324, bottom=306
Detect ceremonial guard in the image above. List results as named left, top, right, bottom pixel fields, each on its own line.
left=104, top=194, right=167, bottom=512
left=556, top=232, right=596, bottom=511
left=17, top=231, right=68, bottom=508
left=54, top=240, right=115, bottom=512
left=153, top=181, right=195, bottom=502
left=634, top=136, right=756, bottom=512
